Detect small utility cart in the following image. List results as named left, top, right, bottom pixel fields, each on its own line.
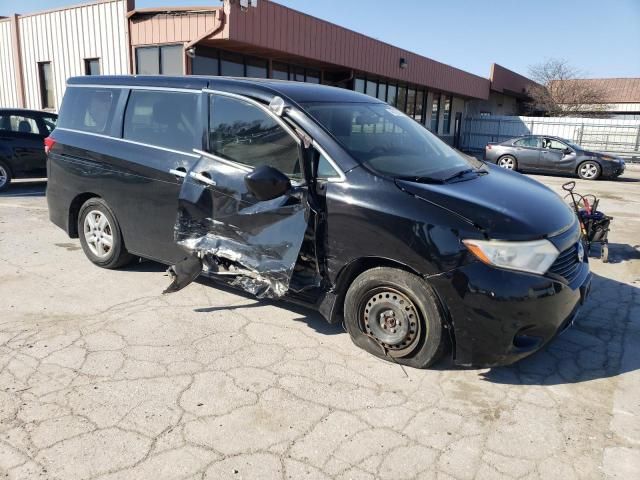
left=563, top=181, right=613, bottom=262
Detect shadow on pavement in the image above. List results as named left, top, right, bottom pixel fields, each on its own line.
left=0, top=181, right=47, bottom=197
left=482, top=273, right=639, bottom=385
left=588, top=242, right=640, bottom=264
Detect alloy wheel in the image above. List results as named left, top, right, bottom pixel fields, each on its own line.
left=0, top=165, right=8, bottom=189
left=498, top=157, right=515, bottom=169
left=83, top=210, right=114, bottom=258
left=579, top=162, right=599, bottom=179
left=360, top=287, right=422, bottom=357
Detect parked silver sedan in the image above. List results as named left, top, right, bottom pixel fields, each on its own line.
left=484, top=135, right=625, bottom=180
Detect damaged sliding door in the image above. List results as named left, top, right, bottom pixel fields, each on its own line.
left=165, top=91, right=311, bottom=298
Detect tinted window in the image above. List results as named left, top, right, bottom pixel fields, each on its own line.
left=246, top=57, right=268, bottom=78
left=160, top=46, right=183, bottom=75
left=123, top=90, right=198, bottom=152
left=442, top=96, right=452, bottom=134
left=514, top=137, right=540, bottom=148
left=0, top=115, right=39, bottom=134
left=192, top=53, right=219, bottom=75
left=208, top=94, right=300, bottom=176
left=272, top=63, right=289, bottom=80
left=57, top=87, right=117, bottom=134
left=220, top=51, right=244, bottom=76
left=430, top=94, right=440, bottom=132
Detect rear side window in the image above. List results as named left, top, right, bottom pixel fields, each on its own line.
left=57, top=87, right=117, bottom=134
left=0, top=115, right=39, bottom=134
left=123, top=90, right=198, bottom=152
left=514, top=137, right=540, bottom=148
left=208, top=94, right=300, bottom=176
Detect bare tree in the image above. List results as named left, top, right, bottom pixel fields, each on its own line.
left=526, top=59, right=608, bottom=116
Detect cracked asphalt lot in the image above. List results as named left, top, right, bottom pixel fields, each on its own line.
left=1, top=171, right=639, bottom=479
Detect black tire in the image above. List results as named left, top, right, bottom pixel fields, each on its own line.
left=0, top=160, right=12, bottom=192
left=77, top=198, right=135, bottom=269
left=577, top=161, right=601, bottom=180
left=343, top=267, right=446, bottom=369
left=496, top=155, right=518, bottom=171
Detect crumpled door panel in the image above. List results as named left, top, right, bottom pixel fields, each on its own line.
left=165, top=154, right=309, bottom=298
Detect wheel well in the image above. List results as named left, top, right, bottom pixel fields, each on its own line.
left=68, top=193, right=100, bottom=238
left=0, top=157, right=13, bottom=176
left=331, top=256, right=456, bottom=358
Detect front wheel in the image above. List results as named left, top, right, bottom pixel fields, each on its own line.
left=578, top=161, right=601, bottom=180
left=497, top=155, right=517, bottom=171
left=343, top=267, right=446, bottom=369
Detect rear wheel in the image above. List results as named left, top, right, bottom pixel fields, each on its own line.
left=0, top=161, right=12, bottom=192
left=497, top=155, right=517, bottom=171
left=78, top=198, right=135, bottom=269
left=343, top=267, right=446, bottom=369
left=578, top=161, right=601, bottom=180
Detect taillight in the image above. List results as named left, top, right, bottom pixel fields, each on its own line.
left=44, top=136, right=56, bottom=154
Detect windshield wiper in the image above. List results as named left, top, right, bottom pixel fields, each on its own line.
left=395, top=175, right=444, bottom=184
left=443, top=168, right=487, bottom=183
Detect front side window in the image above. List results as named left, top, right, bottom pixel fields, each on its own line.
left=123, top=90, right=198, bottom=152
left=57, top=87, right=116, bottom=134
left=41, top=115, right=58, bottom=134
left=303, top=102, right=475, bottom=179
left=38, top=62, right=55, bottom=109
left=543, top=138, right=569, bottom=150
left=208, top=94, right=300, bottom=176
left=0, top=115, right=39, bottom=135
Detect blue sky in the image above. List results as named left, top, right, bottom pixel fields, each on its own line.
left=2, top=0, right=639, bottom=79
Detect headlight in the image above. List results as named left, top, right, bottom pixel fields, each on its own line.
left=462, top=239, right=559, bottom=275
left=600, top=154, right=616, bottom=161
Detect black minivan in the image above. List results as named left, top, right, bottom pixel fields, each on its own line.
left=47, top=76, right=591, bottom=368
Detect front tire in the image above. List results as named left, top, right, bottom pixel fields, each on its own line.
left=78, top=198, right=135, bottom=269
left=0, top=161, right=12, bottom=192
left=577, top=161, right=601, bottom=180
left=343, top=267, right=446, bottom=369
left=497, top=155, right=517, bottom=171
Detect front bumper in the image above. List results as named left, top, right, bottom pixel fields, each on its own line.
left=430, top=255, right=591, bottom=367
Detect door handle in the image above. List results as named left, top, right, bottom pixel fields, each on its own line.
left=189, top=171, right=216, bottom=186
left=169, top=168, right=187, bottom=178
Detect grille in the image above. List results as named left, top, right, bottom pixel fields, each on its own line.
left=548, top=243, right=582, bottom=283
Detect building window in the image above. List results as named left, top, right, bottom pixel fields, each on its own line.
left=136, top=45, right=183, bottom=75
left=365, top=79, right=377, bottom=97
left=415, top=90, right=425, bottom=124
left=354, top=78, right=365, bottom=93
left=397, top=86, right=407, bottom=111
left=192, top=51, right=219, bottom=75
left=220, top=51, right=244, bottom=76
left=272, top=62, right=289, bottom=80
left=430, top=94, right=441, bottom=132
left=387, top=84, right=397, bottom=106
left=406, top=88, right=416, bottom=118
left=479, top=111, right=491, bottom=118
left=442, top=96, right=452, bottom=134
left=38, top=62, right=55, bottom=109
left=84, top=58, right=100, bottom=76
left=306, top=69, right=320, bottom=84
left=246, top=57, right=268, bottom=78
left=377, top=83, right=387, bottom=102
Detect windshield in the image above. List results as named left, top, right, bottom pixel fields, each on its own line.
left=302, top=102, right=478, bottom=179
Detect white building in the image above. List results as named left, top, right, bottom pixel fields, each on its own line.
left=0, top=0, right=131, bottom=111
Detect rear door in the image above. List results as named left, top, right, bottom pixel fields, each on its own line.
left=512, top=136, right=542, bottom=169
left=0, top=113, right=46, bottom=177
left=170, top=91, right=312, bottom=298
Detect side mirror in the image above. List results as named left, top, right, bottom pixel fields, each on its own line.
left=563, top=148, right=573, bottom=155
left=244, top=165, right=291, bottom=201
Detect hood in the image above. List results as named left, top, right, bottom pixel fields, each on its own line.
left=396, top=165, right=575, bottom=239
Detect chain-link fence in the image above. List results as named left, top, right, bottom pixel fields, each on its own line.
left=461, top=116, right=640, bottom=161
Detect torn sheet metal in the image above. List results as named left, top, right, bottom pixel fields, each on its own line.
left=170, top=154, right=309, bottom=299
